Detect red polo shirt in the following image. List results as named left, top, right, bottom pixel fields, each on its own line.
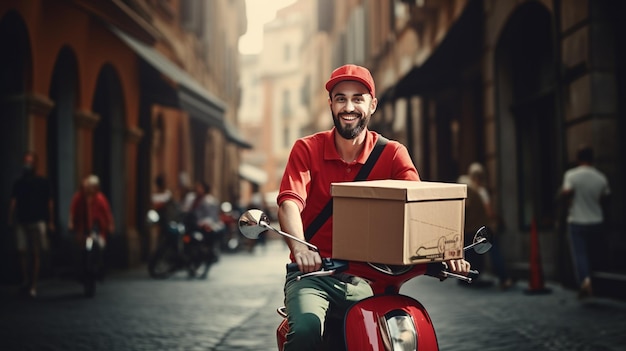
left=278, top=128, right=420, bottom=259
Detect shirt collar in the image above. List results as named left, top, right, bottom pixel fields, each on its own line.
left=323, top=128, right=377, bottom=164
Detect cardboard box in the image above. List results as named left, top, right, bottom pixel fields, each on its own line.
left=331, top=180, right=466, bottom=265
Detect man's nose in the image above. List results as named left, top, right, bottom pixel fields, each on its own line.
left=344, top=100, right=355, bottom=112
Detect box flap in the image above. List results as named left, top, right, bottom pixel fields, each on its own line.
left=331, top=180, right=466, bottom=201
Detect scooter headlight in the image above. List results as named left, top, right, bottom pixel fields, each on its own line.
left=382, top=311, right=417, bottom=351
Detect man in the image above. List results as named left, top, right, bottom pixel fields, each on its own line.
left=277, top=64, right=471, bottom=350
left=68, top=175, right=115, bottom=243
left=8, top=151, right=55, bottom=298
left=68, top=175, right=114, bottom=284
left=559, top=145, right=610, bottom=299
left=182, top=181, right=224, bottom=275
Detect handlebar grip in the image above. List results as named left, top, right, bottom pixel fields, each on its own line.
left=285, top=259, right=348, bottom=274
left=286, top=262, right=299, bottom=273
left=467, top=269, right=479, bottom=281
left=425, top=262, right=446, bottom=278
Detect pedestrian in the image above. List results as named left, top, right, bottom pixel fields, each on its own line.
left=7, top=151, right=55, bottom=298
left=150, top=174, right=175, bottom=215
left=182, top=181, right=224, bottom=275
left=559, top=145, right=610, bottom=299
left=457, top=175, right=489, bottom=287
left=150, top=174, right=178, bottom=253
left=68, top=175, right=115, bottom=278
left=467, top=162, right=513, bottom=289
left=276, top=64, right=472, bottom=350
left=247, top=183, right=269, bottom=250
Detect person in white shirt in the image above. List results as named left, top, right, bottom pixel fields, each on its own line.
left=560, top=145, right=611, bottom=299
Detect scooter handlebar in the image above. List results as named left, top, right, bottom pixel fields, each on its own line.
left=425, top=262, right=479, bottom=283
left=287, top=259, right=477, bottom=283
left=285, top=258, right=349, bottom=275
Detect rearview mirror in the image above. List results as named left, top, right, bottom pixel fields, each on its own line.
left=238, top=209, right=270, bottom=239
left=468, top=226, right=493, bottom=254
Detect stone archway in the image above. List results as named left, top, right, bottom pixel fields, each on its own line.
left=0, top=10, right=32, bottom=282
left=47, top=46, right=78, bottom=239
left=92, top=64, right=127, bottom=268
left=46, top=46, right=79, bottom=269
left=494, top=2, right=561, bottom=276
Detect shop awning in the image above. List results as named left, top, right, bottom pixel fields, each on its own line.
left=224, top=120, right=253, bottom=149
left=379, top=0, right=482, bottom=101
left=111, top=27, right=252, bottom=148
left=239, top=164, right=268, bottom=185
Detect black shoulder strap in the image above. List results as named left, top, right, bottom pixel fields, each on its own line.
left=304, top=136, right=389, bottom=241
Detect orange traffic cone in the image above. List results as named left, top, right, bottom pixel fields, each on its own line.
left=524, top=217, right=551, bottom=295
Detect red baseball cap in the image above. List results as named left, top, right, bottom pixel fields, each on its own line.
left=325, top=64, right=376, bottom=98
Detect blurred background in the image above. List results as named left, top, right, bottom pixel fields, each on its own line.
left=0, top=0, right=624, bottom=299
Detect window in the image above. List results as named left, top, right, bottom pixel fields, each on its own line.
left=284, top=44, right=291, bottom=62
left=282, top=90, right=291, bottom=118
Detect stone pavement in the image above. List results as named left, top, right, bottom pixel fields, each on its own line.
left=403, top=277, right=626, bottom=351
left=0, top=239, right=290, bottom=351
left=1, top=238, right=625, bottom=351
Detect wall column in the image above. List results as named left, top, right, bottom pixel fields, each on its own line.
left=125, top=126, right=143, bottom=266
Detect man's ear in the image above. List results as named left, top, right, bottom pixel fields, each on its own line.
left=370, top=97, right=378, bottom=114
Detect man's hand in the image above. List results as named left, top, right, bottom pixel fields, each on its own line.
left=446, top=259, right=471, bottom=275
left=293, top=244, right=322, bottom=273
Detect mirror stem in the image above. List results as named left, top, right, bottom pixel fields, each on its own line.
left=463, top=237, right=486, bottom=251
left=260, top=221, right=319, bottom=252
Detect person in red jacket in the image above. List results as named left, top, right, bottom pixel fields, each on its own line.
left=68, top=175, right=115, bottom=245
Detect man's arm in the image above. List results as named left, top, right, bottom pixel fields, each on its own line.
left=601, top=192, right=611, bottom=224
left=100, top=194, right=115, bottom=233
left=278, top=200, right=321, bottom=273
left=8, top=198, right=15, bottom=227
left=47, top=198, right=55, bottom=232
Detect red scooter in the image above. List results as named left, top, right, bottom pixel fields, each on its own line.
left=238, top=209, right=492, bottom=351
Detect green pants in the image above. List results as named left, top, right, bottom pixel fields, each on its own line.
left=282, top=271, right=373, bottom=351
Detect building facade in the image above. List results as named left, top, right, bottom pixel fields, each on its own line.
left=239, top=0, right=316, bottom=200
left=0, top=0, right=249, bottom=282
left=244, top=0, right=625, bottom=297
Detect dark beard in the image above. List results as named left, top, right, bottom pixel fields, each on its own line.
left=332, top=111, right=370, bottom=140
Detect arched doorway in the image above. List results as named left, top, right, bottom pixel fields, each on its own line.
left=47, top=46, right=78, bottom=266
left=0, top=11, right=32, bottom=282
left=494, top=3, right=562, bottom=276
left=92, top=64, right=127, bottom=268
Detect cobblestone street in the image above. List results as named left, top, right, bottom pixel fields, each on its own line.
left=1, top=239, right=625, bottom=351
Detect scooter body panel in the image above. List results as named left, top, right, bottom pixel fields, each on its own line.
left=276, top=318, right=289, bottom=350
left=344, top=294, right=438, bottom=351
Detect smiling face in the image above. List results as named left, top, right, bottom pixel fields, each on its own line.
left=329, top=80, right=377, bottom=140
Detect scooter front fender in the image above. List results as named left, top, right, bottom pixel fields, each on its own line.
left=276, top=318, right=289, bottom=350
left=344, top=295, right=438, bottom=351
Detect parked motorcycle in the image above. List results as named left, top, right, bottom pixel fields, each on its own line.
left=146, top=209, right=217, bottom=279
left=219, top=202, right=243, bottom=252
left=238, top=209, right=492, bottom=351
